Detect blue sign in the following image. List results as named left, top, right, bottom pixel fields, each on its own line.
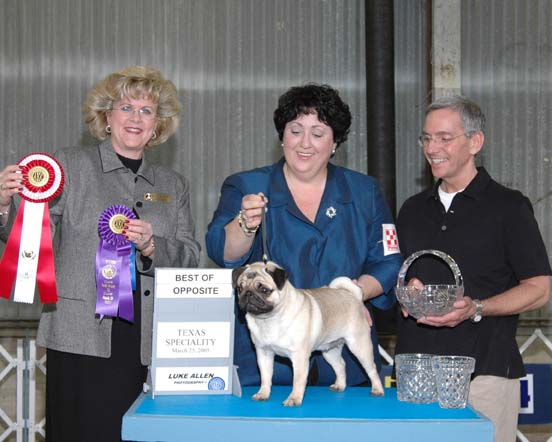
left=519, top=364, right=552, bottom=424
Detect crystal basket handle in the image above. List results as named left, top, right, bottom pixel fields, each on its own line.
left=396, top=249, right=463, bottom=289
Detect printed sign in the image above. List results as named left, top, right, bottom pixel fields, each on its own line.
left=150, top=268, right=238, bottom=396
left=155, top=268, right=234, bottom=298
left=155, top=366, right=230, bottom=392
left=156, top=322, right=231, bottom=359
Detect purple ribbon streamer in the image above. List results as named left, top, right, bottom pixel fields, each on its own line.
left=95, top=205, right=136, bottom=322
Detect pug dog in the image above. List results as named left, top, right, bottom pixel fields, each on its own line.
left=232, top=261, right=384, bottom=406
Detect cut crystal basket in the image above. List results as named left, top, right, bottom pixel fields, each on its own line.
left=395, top=249, right=464, bottom=319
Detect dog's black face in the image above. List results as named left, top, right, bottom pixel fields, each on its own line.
left=232, top=263, right=288, bottom=315
left=236, top=280, right=274, bottom=314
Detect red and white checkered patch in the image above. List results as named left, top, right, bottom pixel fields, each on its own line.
left=382, top=224, right=400, bottom=256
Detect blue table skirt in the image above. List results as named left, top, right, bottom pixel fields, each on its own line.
left=122, top=386, right=493, bottom=442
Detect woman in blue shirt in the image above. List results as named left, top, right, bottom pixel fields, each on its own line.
left=206, top=84, right=402, bottom=387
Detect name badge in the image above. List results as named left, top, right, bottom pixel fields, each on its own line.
left=144, top=192, right=171, bottom=203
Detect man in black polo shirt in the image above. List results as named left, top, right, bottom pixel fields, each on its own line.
left=395, top=95, right=551, bottom=442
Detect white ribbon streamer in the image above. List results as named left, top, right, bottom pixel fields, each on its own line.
left=13, top=202, right=44, bottom=303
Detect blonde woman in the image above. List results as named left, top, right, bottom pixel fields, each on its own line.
left=0, top=66, right=200, bottom=442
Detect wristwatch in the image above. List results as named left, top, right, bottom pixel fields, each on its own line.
left=470, top=299, right=483, bottom=323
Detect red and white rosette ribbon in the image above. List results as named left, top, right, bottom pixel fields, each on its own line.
left=0, top=153, right=64, bottom=303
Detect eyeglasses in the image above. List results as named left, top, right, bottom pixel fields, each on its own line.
left=418, top=132, right=471, bottom=147
left=111, top=104, right=157, bottom=120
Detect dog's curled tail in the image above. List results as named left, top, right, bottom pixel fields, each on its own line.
left=329, top=277, right=363, bottom=301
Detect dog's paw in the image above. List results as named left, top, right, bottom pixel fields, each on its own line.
left=252, top=391, right=270, bottom=401
left=370, top=387, right=384, bottom=397
left=283, top=395, right=303, bottom=407
left=329, top=383, right=346, bottom=392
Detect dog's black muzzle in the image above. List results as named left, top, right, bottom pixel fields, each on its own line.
left=237, top=290, right=274, bottom=315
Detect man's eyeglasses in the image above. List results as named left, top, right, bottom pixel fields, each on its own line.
left=111, top=104, right=156, bottom=121
left=418, top=132, right=472, bottom=147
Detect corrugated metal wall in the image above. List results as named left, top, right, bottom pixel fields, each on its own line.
left=394, top=0, right=429, bottom=209
left=462, top=0, right=552, bottom=243
left=0, top=0, right=367, bottom=319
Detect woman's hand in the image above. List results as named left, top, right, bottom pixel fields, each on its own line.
left=354, top=274, right=384, bottom=302
left=0, top=165, right=23, bottom=209
left=239, top=192, right=267, bottom=233
left=223, top=192, right=268, bottom=261
left=124, top=219, right=155, bottom=256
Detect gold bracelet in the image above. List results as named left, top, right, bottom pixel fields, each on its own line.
left=141, top=237, right=155, bottom=257
left=237, top=210, right=259, bottom=237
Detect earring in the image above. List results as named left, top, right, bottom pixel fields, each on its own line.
left=331, top=148, right=336, bottom=155
left=105, top=125, right=111, bottom=134
left=281, top=143, right=284, bottom=148
left=151, top=132, right=157, bottom=140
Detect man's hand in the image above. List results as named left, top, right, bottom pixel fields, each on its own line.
left=417, top=296, right=475, bottom=327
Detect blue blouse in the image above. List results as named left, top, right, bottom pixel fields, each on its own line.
left=206, top=159, right=402, bottom=386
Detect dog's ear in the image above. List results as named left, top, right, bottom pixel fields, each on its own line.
left=231, top=266, right=247, bottom=288
left=267, top=266, right=288, bottom=290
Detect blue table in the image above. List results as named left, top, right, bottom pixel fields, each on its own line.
left=122, top=387, right=493, bottom=442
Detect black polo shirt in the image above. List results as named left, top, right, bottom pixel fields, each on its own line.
left=395, top=167, right=551, bottom=378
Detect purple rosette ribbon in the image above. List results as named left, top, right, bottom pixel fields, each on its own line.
left=95, top=205, right=136, bottom=322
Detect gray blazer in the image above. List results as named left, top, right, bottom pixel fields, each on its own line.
left=1, top=141, right=201, bottom=364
